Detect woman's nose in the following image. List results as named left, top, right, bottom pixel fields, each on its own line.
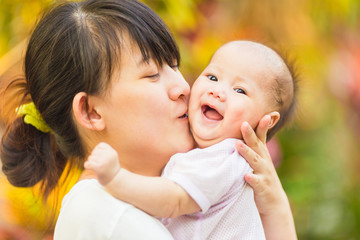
left=166, top=66, right=190, bottom=101
left=208, top=88, right=226, bottom=102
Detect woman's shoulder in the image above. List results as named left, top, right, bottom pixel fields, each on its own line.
left=59, top=179, right=131, bottom=213
left=54, top=179, right=173, bottom=240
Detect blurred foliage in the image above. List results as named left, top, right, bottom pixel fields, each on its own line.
left=1, top=0, right=360, bottom=239
left=0, top=0, right=51, bottom=57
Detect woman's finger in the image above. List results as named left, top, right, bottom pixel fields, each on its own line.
left=255, top=115, right=271, bottom=143
left=244, top=172, right=260, bottom=190
left=241, top=122, right=268, bottom=158
left=236, top=140, right=262, bottom=171
left=241, top=115, right=270, bottom=149
left=241, top=121, right=259, bottom=148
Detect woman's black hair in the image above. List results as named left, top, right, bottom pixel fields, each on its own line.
left=1, top=0, right=180, bottom=199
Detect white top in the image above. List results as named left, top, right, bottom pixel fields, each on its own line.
left=54, top=179, right=174, bottom=240
left=162, top=138, right=265, bottom=240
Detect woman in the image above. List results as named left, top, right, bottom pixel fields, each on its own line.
left=0, top=0, right=296, bottom=239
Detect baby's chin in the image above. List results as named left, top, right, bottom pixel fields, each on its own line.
left=193, top=136, right=225, bottom=149
left=193, top=133, right=244, bottom=149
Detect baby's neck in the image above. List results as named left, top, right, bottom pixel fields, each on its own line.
left=194, top=137, right=242, bottom=149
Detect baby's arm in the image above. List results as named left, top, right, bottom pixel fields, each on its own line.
left=236, top=116, right=297, bottom=240
left=84, top=143, right=200, bottom=218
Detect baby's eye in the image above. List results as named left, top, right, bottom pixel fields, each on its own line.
left=234, top=88, right=246, bottom=95
left=207, top=75, right=218, bottom=81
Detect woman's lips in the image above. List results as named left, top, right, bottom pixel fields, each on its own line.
left=201, top=105, right=223, bottom=121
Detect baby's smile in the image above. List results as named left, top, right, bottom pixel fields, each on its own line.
left=201, top=105, right=223, bottom=121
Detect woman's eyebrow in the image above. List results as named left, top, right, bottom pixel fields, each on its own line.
left=136, top=56, right=159, bottom=70
left=136, top=57, right=149, bottom=67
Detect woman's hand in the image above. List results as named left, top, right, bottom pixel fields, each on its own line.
left=236, top=115, right=297, bottom=240
left=236, top=115, right=284, bottom=215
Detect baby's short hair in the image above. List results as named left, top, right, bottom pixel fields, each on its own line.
left=266, top=49, right=299, bottom=140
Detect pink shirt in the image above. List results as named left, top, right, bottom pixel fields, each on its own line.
left=162, top=138, right=265, bottom=240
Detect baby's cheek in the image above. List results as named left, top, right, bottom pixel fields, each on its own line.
left=225, top=121, right=243, bottom=140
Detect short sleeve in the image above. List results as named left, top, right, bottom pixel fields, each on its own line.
left=162, top=139, right=249, bottom=213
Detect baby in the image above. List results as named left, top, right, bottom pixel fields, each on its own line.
left=85, top=40, right=296, bottom=239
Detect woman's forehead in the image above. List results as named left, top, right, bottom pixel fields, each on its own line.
left=118, top=31, right=170, bottom=68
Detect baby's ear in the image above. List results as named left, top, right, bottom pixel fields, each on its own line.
left=268, top=111, right=280, bottom=129
left=72, top=92, right=105, bottom=131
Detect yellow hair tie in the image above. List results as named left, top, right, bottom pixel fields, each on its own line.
left=16, top=102, right=52, bottom=133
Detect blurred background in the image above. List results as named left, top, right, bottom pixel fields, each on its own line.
left=0, top=0, right=360, bottom=239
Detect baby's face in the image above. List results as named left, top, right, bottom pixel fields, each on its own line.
left=189, top=41, right=278, bottom=148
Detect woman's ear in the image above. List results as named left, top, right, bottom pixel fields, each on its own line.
left=268, top=111, right=280, bottom=129
left=72, top=92, right=105, bottom=131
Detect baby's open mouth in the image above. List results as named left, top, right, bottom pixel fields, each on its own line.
left=201, top=105, right=223, bottom=121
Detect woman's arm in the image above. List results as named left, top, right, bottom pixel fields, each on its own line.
left=236, top=115, right=297, bottom=240
left=84, top=143, right=200, bottom=218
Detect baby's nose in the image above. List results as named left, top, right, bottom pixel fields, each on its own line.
left=208, top=89, right=226, bottom=101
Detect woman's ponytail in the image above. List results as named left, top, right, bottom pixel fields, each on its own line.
left=0, top=78, right=68, bottom=199
left=1, top=118, right=67, bottom=198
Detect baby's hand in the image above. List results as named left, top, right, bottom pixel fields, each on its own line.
left=84, top=142, right=120, bottom=186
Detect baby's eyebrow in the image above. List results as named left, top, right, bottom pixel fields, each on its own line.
left=205, top=64, right=222, bottom=73
left=234, top=75, right=253, bottom=84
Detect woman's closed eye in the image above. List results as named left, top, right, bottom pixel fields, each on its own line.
left=170, top=64, right=179, bottom=70
left=145, top=73, right=160, bottom=79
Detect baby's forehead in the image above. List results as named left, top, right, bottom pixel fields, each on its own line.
left=217, top=41, right=285, bottom=71
left=220, top=41, right=291, bottom=85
